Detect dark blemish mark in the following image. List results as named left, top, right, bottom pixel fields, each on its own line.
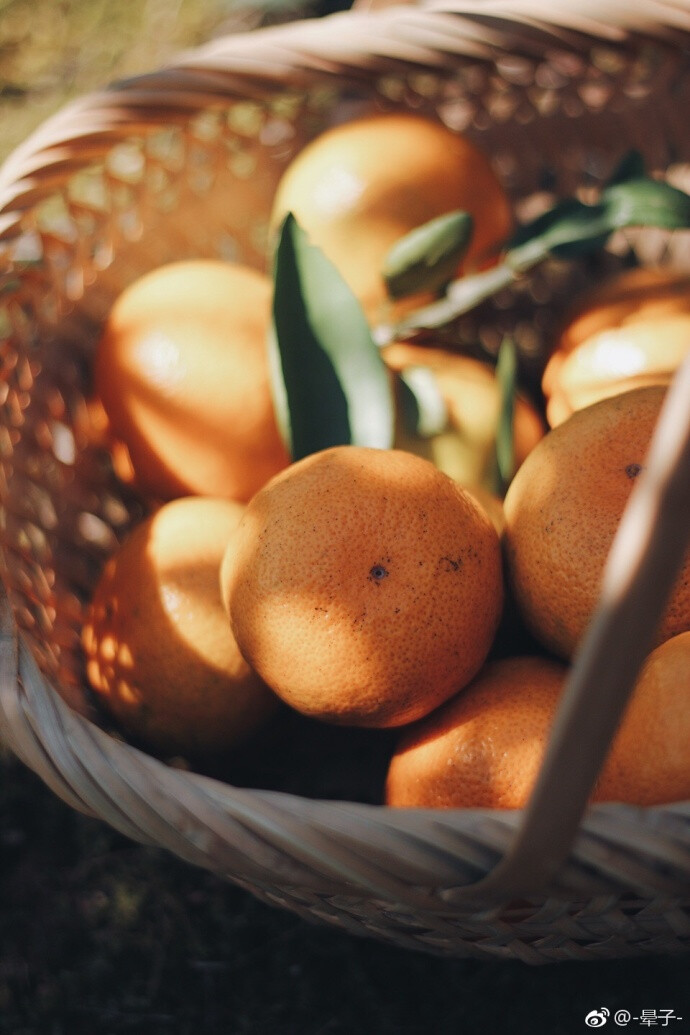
left=368, top=564, right=389, bottom=583
left=439, top=556, right=463, bottom=572
left=393, top=607, right=400, bottom=614
left=625, top=463, right=644, bottom=479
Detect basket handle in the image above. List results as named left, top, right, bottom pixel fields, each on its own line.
left=455, top=355, right=690, bottom=901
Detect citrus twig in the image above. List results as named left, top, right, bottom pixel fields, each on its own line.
left=385, top=173, right=690, bottom=341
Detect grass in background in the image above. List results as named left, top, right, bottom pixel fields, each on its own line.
left=0, top=0, right=347, bottom=164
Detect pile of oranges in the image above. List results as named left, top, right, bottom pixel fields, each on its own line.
left=81, top=111, right=690, bottom=811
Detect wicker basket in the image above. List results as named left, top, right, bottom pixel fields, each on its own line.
left=1, top=0, right=690, bottom=965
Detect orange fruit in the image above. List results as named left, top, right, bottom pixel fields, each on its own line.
left=383, top=342, right=544, bottom=493
left=503, top=386, right=690, bottom=660
left=595, top=630, right=690, bottom=805
left=269, top=112, right=512, bottom=324
left=386, top=656, right=568, bottom=808
left=82, top=496, right=279, bottom=756
left=386, top=635, right=690, bottom=809
left=94, top=259, right=289, bottom=502
left=222, top=445, right=503, bottom=728
left=543, top=267, right=690, bottom=427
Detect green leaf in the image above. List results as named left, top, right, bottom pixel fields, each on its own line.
left=493, top=336, right=517, bottom=495
left=382, top=211, right=474, bottom=300
left=271, top=213, right=394, bottom=461
left=513, top=177, right=690, bottom=261
left=392, top=172, right=690, bottom=340
left=602, top=177, right=690, bottom=232
left=396, top=365, right=448, bottom=438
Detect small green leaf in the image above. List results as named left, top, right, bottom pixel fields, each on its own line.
left=382, top=210, right=475, bottom=300
left=397, top=365, right=448, bottom=438
left=509, top=173, right=690, bottom=258
left=602, top=177, right=690, bottom=232
left=271, top=213, right=394, bottom=461
left=493, top=336, right=517, bottom=495
left=393, top=172, right=690, bottom=340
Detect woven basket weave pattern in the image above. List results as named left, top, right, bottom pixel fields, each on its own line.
left=1, top=1, right=690, bottom=963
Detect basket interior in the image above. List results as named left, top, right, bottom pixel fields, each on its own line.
left=2, top=35, right=690, bottom=799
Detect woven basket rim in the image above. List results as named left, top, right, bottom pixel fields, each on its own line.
left=3, top=0, right=690, bottom=230
left=3, top=605, right=690, bottom=907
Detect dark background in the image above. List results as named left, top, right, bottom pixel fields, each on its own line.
left=2, top=1, right=689, bottom=1031
left=2, top=753, right=689, bottom=1034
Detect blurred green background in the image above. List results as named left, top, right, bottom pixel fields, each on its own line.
left=2, top=3, right=690, bottom=1032
left=0, top=0, right=343, bottom=163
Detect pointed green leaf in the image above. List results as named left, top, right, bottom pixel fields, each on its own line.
left=493, top=336, right=517, bottom=495
left=397, top=365, right=448, bottom=438
left=508, top=174, right=690, bottom=259
left=271, top=213, right=394, bottom=461
left=602, top=177, right=690, bottom=232
left=382, top=211, right=475, bottom=300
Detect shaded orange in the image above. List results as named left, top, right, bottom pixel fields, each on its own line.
left=222, top=446, right=504, bottom=728
left=386, top=656, right=567, bottom=809
left=386, top=636, right=690, bottom=809
left=82, top=496, right=279, bottom=756
left=464, top=485, right=505, bottom=537
left=503, top=386, right=690, bottom=660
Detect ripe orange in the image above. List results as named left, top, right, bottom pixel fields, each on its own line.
left=385, top=635, right=690, bottom=809
left=596, top=630, right=690, bottom=804
left=543, top=267, right=690, bottom=427
left=382, top=341, right=544, bottom=493
left=94, top=259, right=289, bottom=502
left=82, top=496, right=279, bottom=756
left=503, top=386, right=690, bottom=660
left=269, top=112, right=512, bottom=324
left=385, top=656, right=568, bottom=808
left=222, top=445, right=504, bottom=728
